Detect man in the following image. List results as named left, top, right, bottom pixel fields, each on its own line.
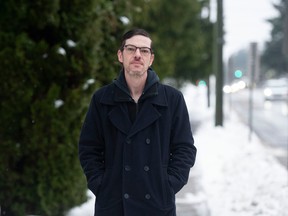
left=79, top=28, right=197, bottom=216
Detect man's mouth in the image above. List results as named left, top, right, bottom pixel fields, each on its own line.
left=131, top=61, right=142, bottom=65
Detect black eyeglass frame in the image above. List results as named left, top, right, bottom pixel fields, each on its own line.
left=123, top=44, right=154, bottom=55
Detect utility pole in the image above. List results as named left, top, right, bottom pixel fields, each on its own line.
left=215, top=0, right=224, bottom=126
left=283, top=1, right=288, bottom=57
left=248, top=42, right=258, bottom=141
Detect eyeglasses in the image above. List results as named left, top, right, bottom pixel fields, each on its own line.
left=123, top=45, right=153, bottom=56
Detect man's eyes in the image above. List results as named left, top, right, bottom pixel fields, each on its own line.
left=127, top=47, right=136, bottom=52
left=140, top=49, right=150, bottom=53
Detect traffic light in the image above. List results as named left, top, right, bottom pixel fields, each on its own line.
left=197, top=80, right=206, bottom=86
left=234, top=70, right=243, bottom=78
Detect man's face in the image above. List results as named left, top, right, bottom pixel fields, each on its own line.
left=117, top=35, right=154, bottom=78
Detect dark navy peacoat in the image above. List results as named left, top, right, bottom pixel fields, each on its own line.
left=79, top=69, right=197, bottom=216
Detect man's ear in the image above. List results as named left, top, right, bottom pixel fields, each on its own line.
left=117, top=50, right=123, bottom=63
left=149, top=54, right=155, bottom=66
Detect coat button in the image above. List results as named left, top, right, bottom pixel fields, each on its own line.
left=126, top=138, right=131, bottom=144
left=145, top=194, right=151, bottom=200
left=145, top=138, right=150, bottom=144
left=124, top=193, right=129, bottom=199
left=144, top=166, right=150, bottom=171
left=124, top=165, right=131, bottom=171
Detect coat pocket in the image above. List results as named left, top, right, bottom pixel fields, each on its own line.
left=161, top=166, right=175, bottom=207
left=88, top=175, right=103, bottom=196
left=96, top=168, right=122, bottom=210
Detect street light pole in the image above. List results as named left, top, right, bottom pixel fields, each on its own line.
left=283, top=1, right=288, bottom=57
left=215, top=0, right=224, bottom=126
left=248, top=42, right=257, bottom=141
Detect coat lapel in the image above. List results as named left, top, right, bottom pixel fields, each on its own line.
left=100, top=84, right=132, bottom=135
left=108, top=105, right=131, bottom=135
left=100, top=83, right=168, bottom=137
left=128, top=102, right=161, bottom=137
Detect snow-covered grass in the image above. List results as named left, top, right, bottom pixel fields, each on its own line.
left=195, top=112, right=288, bottom=216
left=66, top=191, right=95, bottom=216
left=67, top=83, right=288, bottom=216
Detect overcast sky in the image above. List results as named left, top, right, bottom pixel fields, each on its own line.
left=211, top=0, right=280, bottom=60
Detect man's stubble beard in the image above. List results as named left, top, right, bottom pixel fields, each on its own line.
left=127, top=69, right=146, bottom=79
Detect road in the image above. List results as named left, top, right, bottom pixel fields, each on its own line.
left=228, top=88, right=288, bottom=168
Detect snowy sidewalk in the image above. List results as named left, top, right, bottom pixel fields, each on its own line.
left=67, top=84, right=288, bottom=216
left=180, top=84, right=288, bottom=216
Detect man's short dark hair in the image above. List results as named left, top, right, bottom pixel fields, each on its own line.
left=120, top=28, right=153, bottom=51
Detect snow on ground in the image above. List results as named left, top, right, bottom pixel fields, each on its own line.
left=66, top=191, right=95, bottom=216
left=67, top=83, right=288, bottom=216
left=183, top=83, right=288, bottom=216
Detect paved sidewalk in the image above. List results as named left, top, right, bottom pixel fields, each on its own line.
left=175, top=120, right=210, bottom=216
left=176, top=168, right=210, bottom=216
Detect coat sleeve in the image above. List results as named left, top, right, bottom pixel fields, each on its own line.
left=167, top=91, right=197, bottom=194
left=78, top=93, right=105, bottom=196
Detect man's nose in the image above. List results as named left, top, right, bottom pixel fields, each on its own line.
left=134, top=48, right=142, bottom=56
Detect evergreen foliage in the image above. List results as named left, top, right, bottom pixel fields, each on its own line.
left=0, top=0, right=125, bottom=215
left=128, top=0, right=213, bottom=84
left=0, top=0, right=213, bottom=215
left=261, top=0, right=288, bottom=78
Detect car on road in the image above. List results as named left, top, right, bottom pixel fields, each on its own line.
left=263, top=78, right=288, bottom=101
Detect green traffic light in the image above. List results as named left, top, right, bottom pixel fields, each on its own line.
left=234, top=70, right=243, bottom=78
left=198, top=80, right=206, bottom=86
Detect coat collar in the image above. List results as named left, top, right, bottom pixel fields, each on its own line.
left=99, top=71, right=168, bottom=136
left=100, top=68, right=167, bottom=107
left=99, top=82, right=168, bottom=107
left=107, top=100, right=163, bottom=136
